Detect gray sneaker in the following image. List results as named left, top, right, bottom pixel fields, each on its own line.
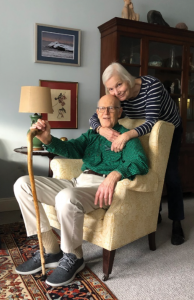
left=15, top=250, right=63, bottom=275
left=46, top=253, right=85, bottom=287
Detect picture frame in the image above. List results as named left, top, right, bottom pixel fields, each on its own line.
left=35, top=23, right=81, bottom=66
left=40, top=80, right=78, bottom=129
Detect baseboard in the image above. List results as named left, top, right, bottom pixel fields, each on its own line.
left=0, top=197, right=20, bottom=212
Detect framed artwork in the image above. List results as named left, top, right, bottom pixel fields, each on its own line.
left=35, top=23, right=81, bottom=66
left=40, top=80, right=78, bottom=129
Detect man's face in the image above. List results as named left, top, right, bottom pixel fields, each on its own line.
left=96, top=95, right=122, bottom=128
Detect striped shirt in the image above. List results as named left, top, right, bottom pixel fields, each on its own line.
left=89, top=75, right=181, bottom=136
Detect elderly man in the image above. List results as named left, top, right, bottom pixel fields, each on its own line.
left=14, top=94, right=148, bottom=287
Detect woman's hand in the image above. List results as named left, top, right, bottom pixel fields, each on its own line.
left=111, top=129, right=139, bottom=152
left=98, top=127, right=120, bottom=142
left=31, top=119, right=52, bottom=145
left=94, top=171, right=121, bottom=208
left=111, top=132, right=129, bottom=152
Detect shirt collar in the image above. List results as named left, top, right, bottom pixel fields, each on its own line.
left=100, top=122, right=120, bottom=131
left=112, top=123, right=121, bottom=131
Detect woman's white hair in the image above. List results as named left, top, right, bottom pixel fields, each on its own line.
left=102, top=62, right=136, bottom=94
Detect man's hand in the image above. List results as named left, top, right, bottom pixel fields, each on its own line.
left=31, top=119, right=52, bottom=145
left=99, top=127, right=120, bottom=142
left=94, top=171, right=121, bottom=208
left=111, top=129, right=139, bottom=152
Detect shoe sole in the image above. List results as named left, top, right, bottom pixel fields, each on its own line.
left=45, top=262, right=85, bottom=287
left=15, top=261, right=60, bottom=275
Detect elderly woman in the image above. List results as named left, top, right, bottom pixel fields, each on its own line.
left=89, top=62, right=184, bottom=246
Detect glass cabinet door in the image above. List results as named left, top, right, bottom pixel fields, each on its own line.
left=147, top=41, right=182, bottom=111
left=119, top=36, right=141, bottom=77
left=186, top=47, right=194, bottom=144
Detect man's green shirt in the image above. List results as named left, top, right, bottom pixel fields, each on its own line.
left=44, top=123, right=149, bottom=180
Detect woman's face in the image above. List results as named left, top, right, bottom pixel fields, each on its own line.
left=105, top=75, right=130, bottom=101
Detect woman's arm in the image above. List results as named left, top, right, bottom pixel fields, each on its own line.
left=89, top=112, right=100, bottom=131
left=111, top=129, right=138, bottom=152
left=89, top=111, right=126, bottom=142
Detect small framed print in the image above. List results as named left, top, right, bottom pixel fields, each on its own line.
left=40, top=80, right=78, bottom=129
left=35, top=23, right=81, bottom=66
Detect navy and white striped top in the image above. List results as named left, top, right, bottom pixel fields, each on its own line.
left=89, top=75, right=181, bottom=136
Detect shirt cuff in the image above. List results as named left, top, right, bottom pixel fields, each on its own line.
left=43, top=136, right=54, bottom=148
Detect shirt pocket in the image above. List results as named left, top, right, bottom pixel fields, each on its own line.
left=84, top=151, right=102, bottom=166
left=104, top=151, right=122, bottom=163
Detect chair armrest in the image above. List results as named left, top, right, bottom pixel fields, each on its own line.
left=101, top=170, right=159, bottom=249
left=104, top=169, right=157, bottom=218
left=50, top=158, right=83, bottom=180
left=117, top=169, right=158, bottom=193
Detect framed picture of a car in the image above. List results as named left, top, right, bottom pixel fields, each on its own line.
left=35, top=23, right=81, bottom=66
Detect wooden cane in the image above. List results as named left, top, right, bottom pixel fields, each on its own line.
left=27, top=129, right=46, bottom=280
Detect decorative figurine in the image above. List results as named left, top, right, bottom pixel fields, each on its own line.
left=175, top=23, right=188, bottom=30
left=122, top=0, right=139, bottom=21
left=147, top=10, right=170, bottom=26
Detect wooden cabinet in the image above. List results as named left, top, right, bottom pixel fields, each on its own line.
left=98, top=17, right=194, bottom=193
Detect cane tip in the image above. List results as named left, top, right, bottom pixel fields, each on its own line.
left=41, top=274, right=47, bottom=281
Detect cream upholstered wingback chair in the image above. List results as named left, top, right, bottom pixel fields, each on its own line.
left=42, top=118, right=174, bottom=281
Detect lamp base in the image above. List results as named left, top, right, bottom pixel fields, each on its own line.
left=29, top=114, right=43, bottom=151
left=33, top=146, right=44, bottom=151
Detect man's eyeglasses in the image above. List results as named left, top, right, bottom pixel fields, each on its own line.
left=97, top=106, right=120, bottom=113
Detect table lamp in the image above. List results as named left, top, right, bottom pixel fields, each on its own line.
left=19, top=86, right=53, bottom=150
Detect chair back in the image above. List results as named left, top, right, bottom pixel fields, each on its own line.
left=118, top=118, right=174, bottom=183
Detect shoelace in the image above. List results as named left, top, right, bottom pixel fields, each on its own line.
left=32, top=250, right=49, bottom=263
left=58, top=253, right=76, bottom=272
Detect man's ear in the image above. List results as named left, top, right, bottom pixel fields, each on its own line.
left=118, top=107, right=123, bottom=118
left=96, top=109, right=99, bottom=116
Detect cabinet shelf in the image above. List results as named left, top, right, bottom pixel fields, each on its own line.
left=122, top=63, right=141, bottom=67
left=148, top=66, right=182, bottom=72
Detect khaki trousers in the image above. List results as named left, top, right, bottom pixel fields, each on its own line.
left=14, top=173, right=107, bottom=253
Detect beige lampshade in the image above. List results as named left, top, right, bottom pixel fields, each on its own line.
left=19, top=86, right=53, bottom=113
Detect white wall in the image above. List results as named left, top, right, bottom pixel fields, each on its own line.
left=0, top=0, right=194, bottom=200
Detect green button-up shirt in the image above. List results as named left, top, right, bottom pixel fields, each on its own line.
left=44, top=123, right=149, bottom=180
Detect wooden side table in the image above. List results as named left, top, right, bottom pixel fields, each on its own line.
left=14, top=147, right=56, bottom=177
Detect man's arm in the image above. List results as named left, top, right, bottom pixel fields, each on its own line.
left=31, top=119, right=88, bottom=159
left=94, top=171, right=121, bottom=208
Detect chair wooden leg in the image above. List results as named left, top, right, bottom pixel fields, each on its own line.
left=148, top=231, right=156, bottom=251
left=102, top=248, right=116, bottom=281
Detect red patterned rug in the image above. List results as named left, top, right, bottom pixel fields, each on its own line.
left=0, top=222, right=117, bottom=300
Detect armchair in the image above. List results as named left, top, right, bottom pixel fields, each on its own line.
left=42, top=118, right=174, bottom=280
